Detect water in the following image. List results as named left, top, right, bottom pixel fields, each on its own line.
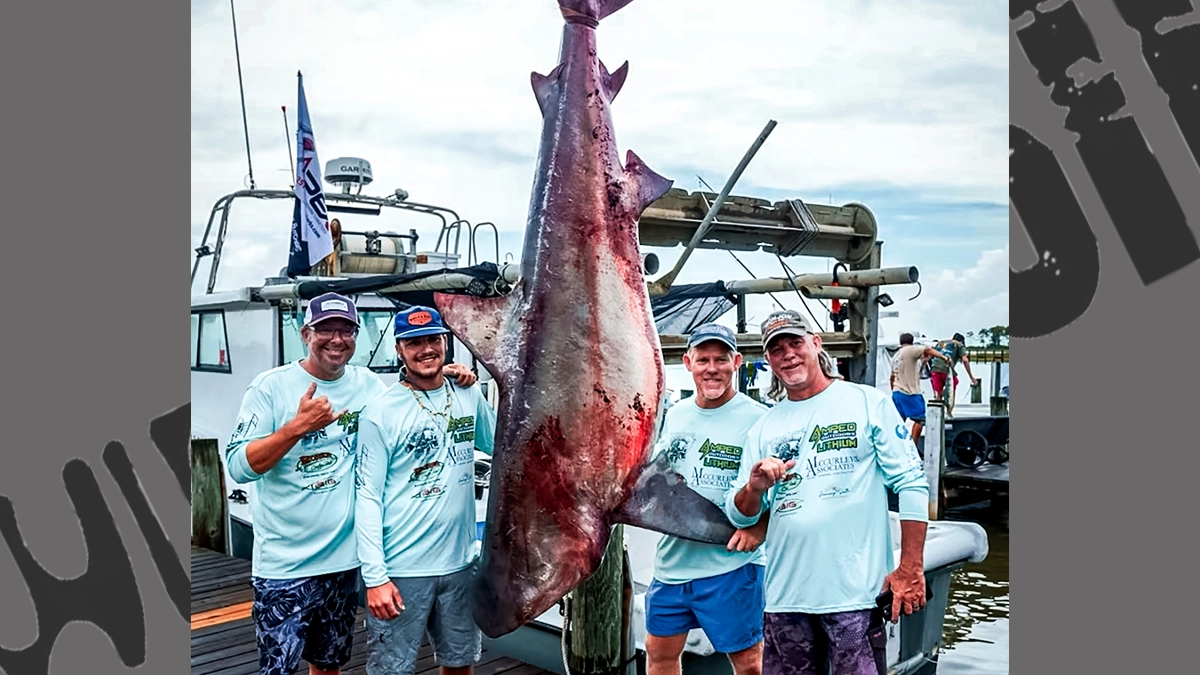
left=937, top=504, right=1009, bottom=674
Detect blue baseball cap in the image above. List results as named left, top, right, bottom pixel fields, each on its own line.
left=687, top=323, right=738, bottom=351
left=304, top=292, right=359, bottom=327
left=394, top=305, right=451, bottom=340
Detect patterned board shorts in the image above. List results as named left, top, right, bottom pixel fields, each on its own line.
left=762, top=609, right=888, bottom=675
left=250, top=568, right=360, bottom=675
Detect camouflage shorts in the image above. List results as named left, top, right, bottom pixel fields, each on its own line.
left=250, top=569, right=360, bottom=675
left=762, top=609, right=887, bottom=675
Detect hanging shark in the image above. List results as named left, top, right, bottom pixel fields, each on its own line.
left=434, top=0, right=738, bottom=639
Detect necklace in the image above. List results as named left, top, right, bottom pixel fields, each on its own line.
left=404, top=379, right=455, bottom=446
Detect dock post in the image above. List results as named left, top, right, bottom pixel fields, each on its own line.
left=191, top=438, right=229, bottom=554
left=924, top=401, right=946, bottom=520
left=989, top=362, right=1008, bottom=416
left=566, top=524, right=635, bottom=675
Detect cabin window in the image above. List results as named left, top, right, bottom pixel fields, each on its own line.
left=279, top=308, right=401, bottom=373
left=192, top=310, right=232, bottom=373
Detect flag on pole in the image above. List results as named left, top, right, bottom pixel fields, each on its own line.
left=286, top=71, right=334, bottom=277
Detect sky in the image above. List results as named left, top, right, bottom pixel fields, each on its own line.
left=191, top=0, right=1009, bottom=345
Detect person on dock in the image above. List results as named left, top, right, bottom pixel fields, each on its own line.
left=644, top=323, right=771, bottom=675
left=225, top=293, right=475, bottom=675
left=354, top=305, right=496, bottom=675
left=929, top=332, right=976, bottom=418
left=889, top=333, right=950, bottom=449
left=725, top=310, right=930, bottom=675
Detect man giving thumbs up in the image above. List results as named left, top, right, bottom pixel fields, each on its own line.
left=225, top=292, right=475, bottom=675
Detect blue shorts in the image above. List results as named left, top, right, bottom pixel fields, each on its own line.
left=645, top=563, right=765, bottom=654
left=250, top=569, right=360, bottom=675
left=891, top=391, right=926, bottom=423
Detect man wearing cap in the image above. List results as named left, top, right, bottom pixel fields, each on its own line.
left=929, top=332, right=976, bottom=418
left=724, top=310, right=929, bottom=675
left=226, top=293, right=475, bottom=675
left=889, top=333, right=950, bottom=449
left=644, top=323, right=771, bottom=675
left=354, top=305, right=497, bottom=675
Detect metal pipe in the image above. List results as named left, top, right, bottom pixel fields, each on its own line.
left=256, top=264, right=908, bottom=302
left=649, top=120, right=777, bottom=295
left=725, top=266, right=918, bottom=295
left=799, top=285, right=861, bottom=300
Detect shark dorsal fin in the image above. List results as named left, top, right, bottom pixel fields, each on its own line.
left=599, top=60, right=629, bottom=102
left=531, top=64, right=566, bottom=117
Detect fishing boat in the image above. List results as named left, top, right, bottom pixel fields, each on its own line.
left=190, top=163, right=989, bottom=675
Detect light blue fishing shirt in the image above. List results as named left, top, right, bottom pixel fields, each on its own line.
left=724, top=379, right=929, bottom=614
left=652, top=392, right=769, bottom=584
left=226, top=361, right=388, bottom=579
left=354, top=380, right=496, bottom=587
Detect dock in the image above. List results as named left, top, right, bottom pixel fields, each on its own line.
left=191, top=547, right=555, bottom=675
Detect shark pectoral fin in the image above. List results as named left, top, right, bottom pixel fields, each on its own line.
left=433, top=290, right=522, bottom=387
left=624, top=150, right=674, bottom=213
left=612, top=452, right=737, bottom=545
left=599, top=60, right=629, bottom=101
left=531, top=64, right=566, bottom=116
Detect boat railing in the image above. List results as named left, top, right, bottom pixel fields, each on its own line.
left=192, top=188, right=498, bottom=294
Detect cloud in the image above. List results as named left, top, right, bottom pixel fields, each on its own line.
left=191, top=0, right=1008, bottom=307
left=885, top=247, right=1010, bottom=341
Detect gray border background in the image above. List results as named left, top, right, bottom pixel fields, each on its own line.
left=1, top=0, right=1197, bottom=673
left=1011, top=1, right=1198, bottom=672
left=0, top=0, right=189, bottom=673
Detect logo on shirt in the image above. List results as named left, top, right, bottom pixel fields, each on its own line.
left=232, top=413, right=259, bottom=441
left=353, top=444, right=369, bottom=489
left=457, top=472, right=473, bottom=486
left=406, top=427, right=441, bottom=462
left=768, top=435, right=807, bottom=463
left=819, top=486, right=851, bottom=499
left=895, top=424, right=909, bottom=440
left=301, top=428, right=328, bottom=447
left=296, top=452, right=337, bottom=474
left=698, top=440, right=743, bottom=471
left=775, top=498, right=802, bottom=515
left=303, top=477, right=340, bottom=492
left=410, top=460, right=444, bottom=484
left=689, top=467, right=734, bottom=491
left=775, top=472, right=804, bottom=496
left=802, top=454, right=861, bottom=479
left=336, top=410, right=360, bottom=435
left=447, top=415, right=476, bottom=446
left=662, top=435, right=692, bottom=466
left=448, top=444, right=474, bottom=466
left=808, top=422, right=858, bottom=453
left=412, top=485, right=446, bottom=501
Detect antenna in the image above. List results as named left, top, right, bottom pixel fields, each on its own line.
left=281, top=105, right=293, bottom=188
left=229, top=0, right=256, bottom=190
